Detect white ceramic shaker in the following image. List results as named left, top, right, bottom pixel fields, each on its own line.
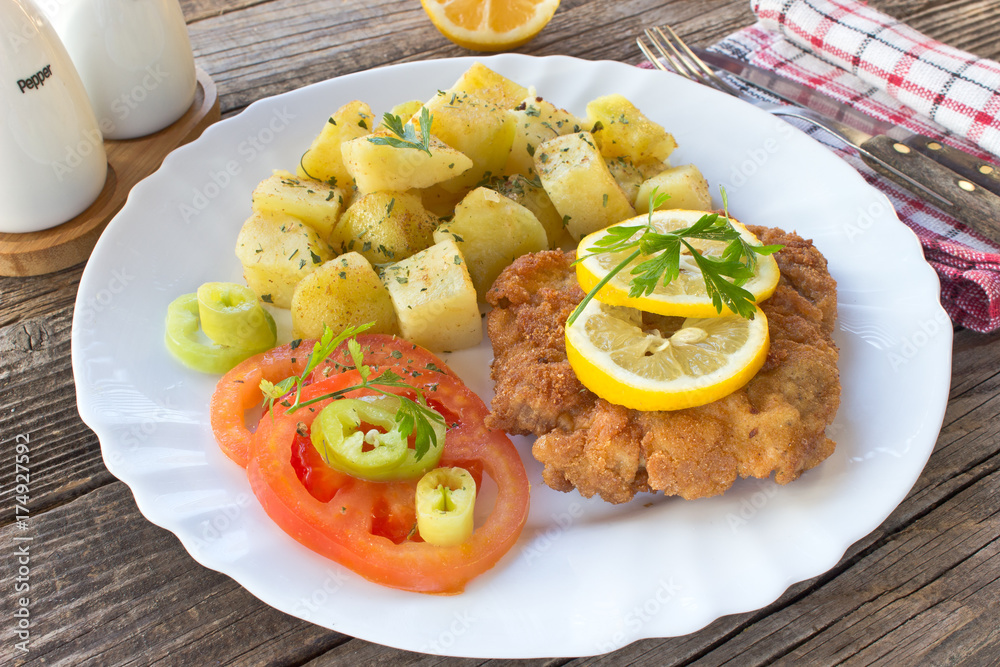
left=0, top=0, right=108, bottom=233
left=43, top=0, right=197, bottom=139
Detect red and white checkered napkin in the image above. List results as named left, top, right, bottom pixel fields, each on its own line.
left=708, top=0, right=1000, bottom=332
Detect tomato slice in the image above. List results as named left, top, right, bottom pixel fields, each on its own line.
left=290, top=430, right=354, bottom=503
left=309, top=334, right=458, bottom=383
left=211, top=334, right=457, bottom=468
left=246, top=369, right=530, bottom=594
left=211, top=339, right=316, bottom=467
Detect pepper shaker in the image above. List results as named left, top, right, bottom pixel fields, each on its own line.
left=0, top=0, right=108, bottom=233
left=43, top=0, right=197, bottom=139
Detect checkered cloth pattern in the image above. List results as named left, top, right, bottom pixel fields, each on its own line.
left=707, top=0, right=1000, bottom=332
left=753, top=0, right=1000, bottom=157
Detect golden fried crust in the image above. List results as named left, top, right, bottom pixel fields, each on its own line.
left=485, top=251, right=593, bottom=435
left=487, top=228, right=841, bottom=503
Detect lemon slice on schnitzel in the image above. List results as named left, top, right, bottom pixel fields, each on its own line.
left=565, top=298, right=769, bottom=411
left=420, top=0, right=560, bottom=52
left=575, top=209, right=780, bottom=318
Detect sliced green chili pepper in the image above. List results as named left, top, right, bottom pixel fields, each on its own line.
left=415, top=467, right=476, bottom=547
left=165, top=293, right=274, bottom=374
left=196, top=282, right=276, bottom=350
left=311, top=396, right=446, bottom=482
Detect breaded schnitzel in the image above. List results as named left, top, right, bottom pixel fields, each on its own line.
left=485, top=226, right=840, bottom=503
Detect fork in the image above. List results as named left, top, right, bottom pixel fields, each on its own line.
left=637, top=26, right=745, bottom=99
left=636, top=25, right=958, bottom=209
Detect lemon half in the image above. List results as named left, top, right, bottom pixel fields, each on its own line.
left=420, top=0, right=561, bottom=52
left=575, top=209, right=780, bottom=318
left=565, top=298, right=769, bottom=411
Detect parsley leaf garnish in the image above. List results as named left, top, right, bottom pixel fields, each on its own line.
left=568, top=187, right=783, bottom=324
left=367, top=107, right=434, bottom=156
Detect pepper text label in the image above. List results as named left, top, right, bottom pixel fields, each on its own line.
left=17, top=64, right=53, bottom=93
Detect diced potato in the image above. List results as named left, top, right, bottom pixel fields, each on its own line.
left=419, top=184, right=466, bottom=218
left=504, top=95, right=586, bottom=177
left=422, top=92, right=516, bottom=193
left=330, top=191, right=437, bottom=264
left=635, top=164, right=713, bottom=213
left=252, top=170, right=345, bottom=242
left=390, top=99, right=424, bottom=121
left=381, top=239, right=482, bottom=352
left=603, top=157, right=671, bottom=207
left=341, top=126, right=473, bottom=193
left=433, top=187, right=548, bottom=298
left=604, top=156, right=644, bottom=206
left=298, top=101, right=375, bottom=189
left=291, top=252, right=398, bottom=339
left=235, top=211, right=335, bottom=308
left=586, top=94, right=677, bottom=163
left=534, top=132, right=635, bottom=240
left=492, top=174, right=570, bottom=248
left=431, top=62, right=529, bottom=110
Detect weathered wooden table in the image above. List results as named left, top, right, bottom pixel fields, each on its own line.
left=3, top=1, right=999, bottom=664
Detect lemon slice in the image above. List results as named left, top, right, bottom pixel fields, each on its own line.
left=420, top=0, right=561, bottom=52
left=576, top=209, right=780, bottom=318
left=565, top=298, right=769, bottom=411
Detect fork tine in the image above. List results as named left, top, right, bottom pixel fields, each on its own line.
left=648, top=27, right=697, bottom=79
left=636, top=36, right=665, bottom=71
left=643, top=28, right=692, bottom=79
left=660, top=26, right=742, bottom=96
left=639, top=25, right=742, bottom=98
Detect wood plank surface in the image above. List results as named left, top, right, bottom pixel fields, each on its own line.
left=2, top=0, right=999, bottom=665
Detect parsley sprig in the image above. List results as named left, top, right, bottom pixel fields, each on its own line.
left=366, top=107, right=434, bottom=156
left=568, top=188, right=783, bottom=324
left=259, top=324, right=445, bottom=461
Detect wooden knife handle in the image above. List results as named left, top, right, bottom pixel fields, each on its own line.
left=860, top=135, right=1000, bottom=247
left=903, top=134, right=1000, bottom=197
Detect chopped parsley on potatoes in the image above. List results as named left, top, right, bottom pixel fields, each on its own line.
left=234, top=62, right=714, bottom=350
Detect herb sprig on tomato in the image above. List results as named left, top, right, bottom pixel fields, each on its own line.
left=260, top=324, right=446, bottom=463
left=210, top=329, right=530, bottom=594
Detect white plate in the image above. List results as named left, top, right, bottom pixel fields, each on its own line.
left=72, top=54, right=951, bottom=658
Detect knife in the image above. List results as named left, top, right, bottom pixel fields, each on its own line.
left=689, top=49, right=1000, bottom=245
left=694, top=47, right=1000, bottom=198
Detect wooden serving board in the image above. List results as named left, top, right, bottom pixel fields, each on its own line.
left=0, top=67, right=220, bottom=277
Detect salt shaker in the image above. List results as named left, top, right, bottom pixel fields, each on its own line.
left=43, top=0, right=197, bottom=139
left=0, top=0, right=108, bottom=233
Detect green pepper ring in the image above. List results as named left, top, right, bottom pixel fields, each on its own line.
left=165, top=293, right=276, bottom=374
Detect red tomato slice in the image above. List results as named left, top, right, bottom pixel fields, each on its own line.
left=246, top=369, right=530, bottom=595
left=290, top=431, right=354, bottom=503
left=211, top=339, right=315, bottom=467
left=211, top=334, right=457, bottom=468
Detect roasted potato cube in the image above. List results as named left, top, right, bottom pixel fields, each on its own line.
left=235, top=211, right=334, bottom=308
left=252, top=170, right=345, bottom=242
left=635, top=164, right=713, bottom=213
left=291, top=252, right=398, bottom=339
left=432, top=62, right=529, bottom=110
left=341, top=126, right=473, bottom=193
left=586, top=94, right=677, bottom=163
left=381, top=239, right=482, bottom=352
left=504, top=95, right=586, bottom=177
left=604, top=156, right=644, bottom=206
left=390, top=99, right=424, bottom=121
left=603, top=157, right=674, bottom=207
left=433, top=187, right=548, bottom=298
left=492, top=174, right=570, bottom=248
left=330, top=191, right=437, bottom=264
left=298, top=101, right=375, bottom=189
left=422, top=92, right=516, bottom=193
left=418, top=184, right=465, bottom=218
left=534, top=132, right=635, bottom=240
